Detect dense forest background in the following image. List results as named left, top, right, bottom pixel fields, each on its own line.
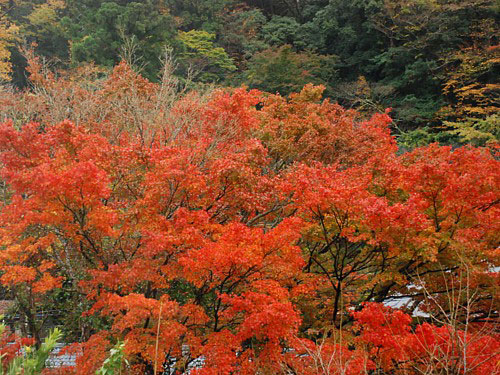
left=0, top=0, right=498, bottom=148
left=0, top=2, right=499, bottom=374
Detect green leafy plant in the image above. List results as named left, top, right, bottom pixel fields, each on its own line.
left=0, top=326, right=62, bottom=375
left=96, top=341, right=128, bottom=375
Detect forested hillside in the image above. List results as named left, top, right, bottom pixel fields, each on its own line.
left=0, top=1, right=498, bottom=375
left=1, top=0, right=499, bottom=145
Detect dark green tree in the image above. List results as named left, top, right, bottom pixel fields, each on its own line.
left=244, top=44, right=337, bottom=96
left=63, top=0, right=177, bottom=79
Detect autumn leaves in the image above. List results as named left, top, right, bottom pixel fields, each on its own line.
left=0, top=69, right=498, bottom=373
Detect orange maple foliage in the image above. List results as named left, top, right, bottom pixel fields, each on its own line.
left=0, top=60, right=498, bottom=374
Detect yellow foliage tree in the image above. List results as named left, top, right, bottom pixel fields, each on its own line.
left=0, top=0, right=19, bottom=81
left=438, top=20, right=499, bottom=146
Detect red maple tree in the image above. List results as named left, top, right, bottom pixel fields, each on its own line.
left=0, top=60, right=498, bottom=374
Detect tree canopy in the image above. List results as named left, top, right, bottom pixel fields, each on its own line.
left=0, top=58, right=498, bottom=374
left=0, top=0, right=497, bottom=141
left=0, top=1, right=498, bottom=374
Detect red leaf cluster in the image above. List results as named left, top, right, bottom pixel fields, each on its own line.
left=0, top=62, right=498, bottom=374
